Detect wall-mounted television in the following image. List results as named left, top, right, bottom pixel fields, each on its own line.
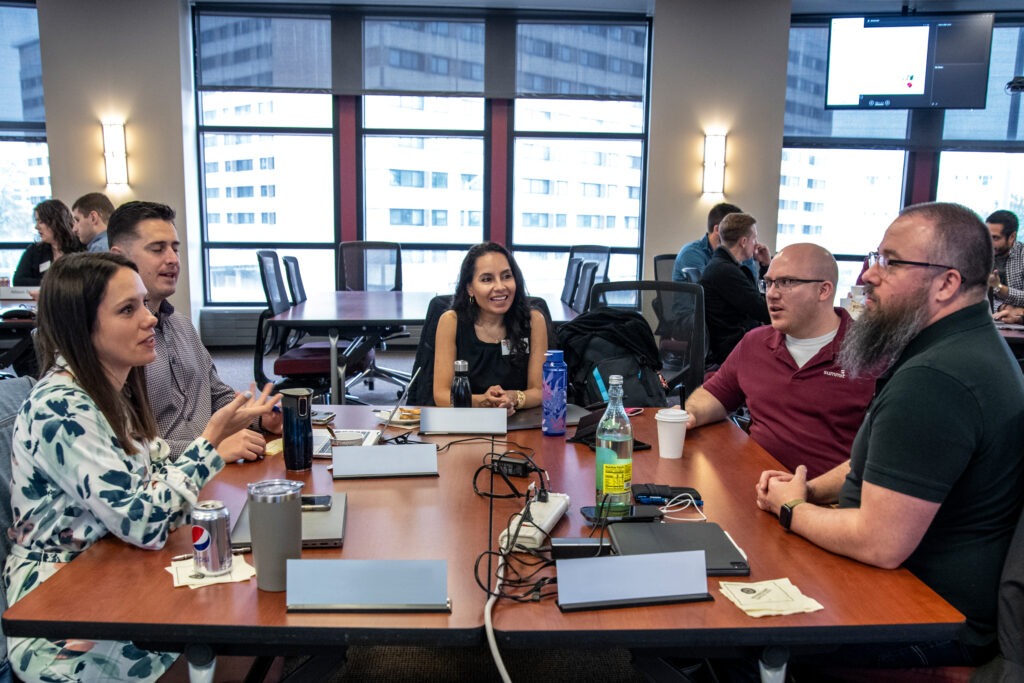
left=825, top=13, right=994, bottom=110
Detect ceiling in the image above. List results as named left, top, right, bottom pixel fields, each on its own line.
left=791, top=0, right=1024, bottom=16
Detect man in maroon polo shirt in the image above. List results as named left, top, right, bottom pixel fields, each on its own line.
left=684, top=243, right=875, bottom=477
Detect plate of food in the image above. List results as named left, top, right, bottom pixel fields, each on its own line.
left=373, top=407, right=422, bottom=426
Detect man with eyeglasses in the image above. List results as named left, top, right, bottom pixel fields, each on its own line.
left=699, top=212, right=772, bottom=365
left=684, top=243, right=874, bottom=478
left=757, top=202, right=1024, bottom=669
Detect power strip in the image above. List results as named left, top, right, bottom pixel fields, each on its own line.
left=498, top=492, right=570, bottom=552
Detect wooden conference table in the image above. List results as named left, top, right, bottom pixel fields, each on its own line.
left=268, top=291, right=577, bottom=399
left=2, top=408, right=963, bottom=672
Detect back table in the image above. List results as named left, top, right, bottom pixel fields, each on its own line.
left=1, top=408, right=963, bottom=669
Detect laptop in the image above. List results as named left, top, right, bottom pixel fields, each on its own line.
left=418, top=407, right=507, bottom=435
left=607, top=522, right=750, bottom=576
left=506, top=404, right=590, bottom=431
left=286, top=558, right=451, bottom=613
left=555, top=551, right=710, bottom=612
left=230, top=492, right=347, bottom=549
left=313, top=367, right=421, bottom=457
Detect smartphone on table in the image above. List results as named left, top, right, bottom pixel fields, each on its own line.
left=301, top=494, right=333, bottom=511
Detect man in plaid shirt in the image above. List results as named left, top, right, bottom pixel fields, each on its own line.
left=987, top=210, right=1024, bottom=312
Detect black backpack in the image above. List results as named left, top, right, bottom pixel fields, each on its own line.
left=556, top=308, right=667, bottom=408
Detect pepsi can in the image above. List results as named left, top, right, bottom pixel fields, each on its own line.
left=192, top=500, right=232, bottom=576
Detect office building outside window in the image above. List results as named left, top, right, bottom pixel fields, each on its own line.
left=194, top=8, right=651, bottom=303
left=0, top=4, right=48, bottom=279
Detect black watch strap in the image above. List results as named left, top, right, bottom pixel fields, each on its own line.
left=779, top=498, right=805, bottom=530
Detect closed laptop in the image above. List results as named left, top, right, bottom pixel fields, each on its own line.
left=331, top=443, right=438, bottom=479
left=608, top=522, right=750, bottom=576
left=231, top=492, right=347, bottom=549
left=556, top=551, right=710, bottom=612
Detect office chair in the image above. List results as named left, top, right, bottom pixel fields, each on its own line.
left=560, top=257, right=584, bottom=305
left=571, top=261, right=599, bottom=314
left=568, top=245, right=611, bottom=284
left=282, top=255, right=307, bottom=305
left=254, top=250, right=369, bottom=403
left=652, top=253, right=676, bottom=282
left=678, top=266, right=702, bottom=284
left=334, top=241, right=411, bottom=397
left=589, top=279, right=705, bottom=401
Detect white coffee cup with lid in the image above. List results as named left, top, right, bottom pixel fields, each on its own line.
left=654, top=408, right=689, bottom=459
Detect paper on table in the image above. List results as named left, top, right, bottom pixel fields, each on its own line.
left=166, top=555, right=256, bottom=589
left=719, top=578, right=823, bottom=617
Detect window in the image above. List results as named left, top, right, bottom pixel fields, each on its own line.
left=195, top=10, right=650, bottom=301
left=0, top=5, right=47, bottom=277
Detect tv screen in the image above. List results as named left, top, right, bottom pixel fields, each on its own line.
left=826, top=13, right=994, bottom=110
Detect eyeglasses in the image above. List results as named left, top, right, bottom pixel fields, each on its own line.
left=867, top=251, right=957, bottom=273
left=760, top=277, right=824, bottom=292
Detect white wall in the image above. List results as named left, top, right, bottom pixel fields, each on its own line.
left=644, top=0, right=791, bottom=272
left=36, top=0, right=198, bottom=316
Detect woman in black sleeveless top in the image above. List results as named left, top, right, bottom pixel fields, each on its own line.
left=432, top=243, right=547, bottom=411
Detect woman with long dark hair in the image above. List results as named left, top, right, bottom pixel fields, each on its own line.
left=4, top=252, right=278, bottom=682
left=432, top=242, right=547, bottom=411
left=12, top=199, right=85, bottom=286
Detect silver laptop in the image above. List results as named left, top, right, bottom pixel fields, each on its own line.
left=314, top=367, right=420, bottom=457
left=418, top=407, right=507, bottom=435
left=230, top=492, right=347, bottom=549
left=556, top=550, right=710, bottom=612
left=286, top=559, right=451, bottom=612
left=506, top=404, right=590, bottom=431
left=332, top=443, right=438, bottom=479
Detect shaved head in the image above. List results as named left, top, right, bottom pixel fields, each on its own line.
left=773, top=243, right=839, bottom=286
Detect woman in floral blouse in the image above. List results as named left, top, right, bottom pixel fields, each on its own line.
left=4, top=252, right=279, bottom=682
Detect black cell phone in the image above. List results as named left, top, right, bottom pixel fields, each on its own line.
left=301, top=494, right=333, bottom=511
left=580, top=504, right=663, bottom=525
left=311, top=411, right=334, bottom=425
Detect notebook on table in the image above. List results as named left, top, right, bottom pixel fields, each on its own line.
left=230, top=492, right=347, bottom=549
left=555, top=551, right=710, bottom=612
left=331, top=443, right=438, bottom=479
left=286, top=559, right=451, bottom=612
left=418, top=407, right=507, bottom=435
left=506, top=404, right=590, bottom=431
left=608, top=522, right=750, bottom=576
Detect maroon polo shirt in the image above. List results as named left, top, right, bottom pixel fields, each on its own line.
left=702, top=308, right=875, bottom=478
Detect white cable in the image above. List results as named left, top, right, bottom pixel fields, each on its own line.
left=484, top=554, right=513, bottom=683
left=660, top=493, right=707, bottom=522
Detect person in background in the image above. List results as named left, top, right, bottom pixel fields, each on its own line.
left=4, top=252, right=278, bottom=682
left=432, top=242, right=547, bottom=411
left=108, top=201, right=281, bottom=461
left=700, top=212, right=772, bottom=364
left=685, top=243, right=875, bottom=478
left=71, top=192, right=115, bottom=252
left=672, top=202, right=769, bottom=282
left=12, top=199, right=84, bottom=286
left=986, top=209, right=1023, bottom=312
left=758, top=202, right=1024, bottom=669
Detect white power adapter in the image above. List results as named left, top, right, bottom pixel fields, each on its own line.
left=498, top=492, right=570, bottom=552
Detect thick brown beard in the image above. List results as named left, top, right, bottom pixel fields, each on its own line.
left=838, top=284, right=932, bottom=378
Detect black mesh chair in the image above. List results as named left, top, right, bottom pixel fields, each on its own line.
left=571, top=261, right=599, bottom=314
left=337, top=241, right=403, bottom=292
left=568, top=245, right=611, bottom=284
left=282, top=256, right=307, bottom=305
left=335, top=241, right=412, bottom=396
left=560, top=257, right=584, bottom=305
left=653, top=253, right=676, bottom=282
left=677, top=266, right=702, bottom=284
left=589, top=280, right=705, bottom=401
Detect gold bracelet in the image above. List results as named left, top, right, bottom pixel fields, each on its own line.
left=515, top=390, right=526, bottom=409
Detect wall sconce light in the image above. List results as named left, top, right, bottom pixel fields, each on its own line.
left=702, top=133, right=726, bottom=194
left=102, top=122, right=128, bottom=187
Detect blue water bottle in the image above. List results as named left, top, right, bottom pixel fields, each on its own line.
left=542, top=350, right=567, bottom=436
